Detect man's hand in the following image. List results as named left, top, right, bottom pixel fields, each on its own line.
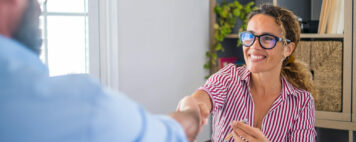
left=231, top=121, right=269, bottom=142
left=170, top=96, right=201, bottom=142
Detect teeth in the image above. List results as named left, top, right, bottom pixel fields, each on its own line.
left=250, top=55, right=265, bottom=60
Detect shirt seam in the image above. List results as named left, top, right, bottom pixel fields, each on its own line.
left=198, top=87, right=216, bottom=114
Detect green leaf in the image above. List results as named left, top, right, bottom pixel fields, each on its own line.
left=206, top=0, right=256, bottom=76
left=221, top=26, right=232, bottom=35
left=204, top=63, right=211, bottom=69
left=246, top=2, right=255, bottom=8
left=214, top=24, right=219, bottom=30
left=215, top=33, right=224, bottom=42
left=212, top=53, right=218, bottom=61
left=242, top=25, right=247, bottom=30
left=246, top=7, right=251, bottom=12
left=239, top=27, right=244, bottom=33
left=237, top=38, right=241, bottom=46
left=237, top=4, right=242, bottom=9
left=205, top=51, right=211, bottom=57
left=215, top=43, right=223, bottom=51
left=214, top=5, right=222, bottom=15
left=233, top=9, right=240, bottom=16
left=205, top=75, right=210, bottom=80
left=228, top=18, right=236, bottom=26
left=221, top=7, right=230, bottom=18
left=233, top=1, right=240, bottom=6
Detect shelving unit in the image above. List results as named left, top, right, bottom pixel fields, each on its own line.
left=225, top=34, right=239, bottom=39
left=312, top=0, right=353, bottom=124
left=276, top=1, right=354, bottom=141
left=209, top=0, right=355, bottom=141
left=353, top=0, right=356, bottom=125
left=225, top=33, right=344, bottom=39
left=300, top=33, right=343, bottom=39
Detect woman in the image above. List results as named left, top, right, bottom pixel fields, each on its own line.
left=177, top=4, right=317, bottom=142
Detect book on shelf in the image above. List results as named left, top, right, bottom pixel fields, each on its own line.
left=218, top=57, right=237, bottom=69
left=336, top=0, right=344, bottom=34
left=218, top=57, right=245, bottom=69
left=318, top=0, right=329, bottom=34
left=318, top=0, right=344, bottom=34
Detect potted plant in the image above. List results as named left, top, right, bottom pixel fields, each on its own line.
left=204, top=1, right=256, bottom=77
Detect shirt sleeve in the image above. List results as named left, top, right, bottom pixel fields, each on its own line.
left=287, top=96, right=317, bottom=142
left=199, top=64, right=234, bottom=114
left=0, top=73, right=188, bottom=142
left=91, top=89, right=188, bottom=142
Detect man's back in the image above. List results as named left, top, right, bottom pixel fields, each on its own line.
left=0, top=35, right=187, bottom=142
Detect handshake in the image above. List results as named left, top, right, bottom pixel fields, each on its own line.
left=170, top=95, right=211, bottom=142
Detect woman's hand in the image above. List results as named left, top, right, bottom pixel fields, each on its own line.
left=176, top=96, right=210, bottom=132
left=231, top=121, right=269, bottom=142
left=172, top=96, right=201, bottom=142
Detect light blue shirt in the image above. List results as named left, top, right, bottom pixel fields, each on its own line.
left=0, top=35, right=187, bottom=142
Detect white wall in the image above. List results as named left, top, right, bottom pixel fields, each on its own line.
left=116, top=0, right=210, bottom=141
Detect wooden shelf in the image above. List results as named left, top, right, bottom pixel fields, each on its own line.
left=316, top=120, right=356, bottom=131
left=225, top=33, right=344, bottom=39
left=226, top=34, right=239, bottom=38
left=300, top=33, right=344, bottom=39
left=316, top=111, right=350, bottom=122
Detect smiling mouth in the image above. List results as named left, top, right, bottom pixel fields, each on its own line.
left=249, top=54, right=266, bottom=62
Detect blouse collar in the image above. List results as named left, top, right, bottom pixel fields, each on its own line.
left=238, top=66, right=297, bottom=98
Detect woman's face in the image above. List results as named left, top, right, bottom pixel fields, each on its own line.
left=243, top=14, right=293, bottom=74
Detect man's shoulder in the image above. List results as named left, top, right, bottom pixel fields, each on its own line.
left=0, top=35, right=47, bottom=75
left=0, top=35, right=39, bottom=61
left=47, top=74, right=106, bottom=98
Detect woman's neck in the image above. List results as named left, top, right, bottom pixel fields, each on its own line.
left=250, top=69, right=282, bottom=97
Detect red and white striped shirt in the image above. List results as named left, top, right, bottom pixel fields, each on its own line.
left=199, top=64, right=316, bottom=142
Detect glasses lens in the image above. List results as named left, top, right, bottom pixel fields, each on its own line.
left=260, top=35, right=276, bottom=49
left=240, top=32, right=254, bottom=46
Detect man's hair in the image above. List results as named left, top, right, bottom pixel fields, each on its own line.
left=13, top=0, right=42, bottom=55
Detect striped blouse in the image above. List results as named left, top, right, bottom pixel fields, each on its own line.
left=199, top=64, right=316, bottom=142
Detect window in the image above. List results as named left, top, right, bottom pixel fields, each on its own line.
left=39, top=0, right=89, bottom=76
left=37, top=0, right=120, bottom=90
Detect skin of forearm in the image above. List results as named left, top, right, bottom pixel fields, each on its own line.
left=192, top=90, right=212, bottom=117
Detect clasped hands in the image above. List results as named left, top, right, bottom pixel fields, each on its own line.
left=174, top=96, right=269, bottom=142
left=174, top=96, right=210, bottom=142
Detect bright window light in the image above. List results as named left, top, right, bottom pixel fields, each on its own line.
left=39, top=0, right=89, bottom=76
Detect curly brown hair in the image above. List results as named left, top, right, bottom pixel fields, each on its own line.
left=247, top=4, right=318, bottom=100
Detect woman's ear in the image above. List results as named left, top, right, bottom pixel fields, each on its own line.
left=284, top=42, right=295, bottom=57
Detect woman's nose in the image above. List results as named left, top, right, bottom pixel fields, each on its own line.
left=250, top=37, right=262, bottom=49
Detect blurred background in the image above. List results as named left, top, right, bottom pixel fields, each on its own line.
left=36, top=0, right=356, bottom=141
left=37, top=0, right=210, bottom=141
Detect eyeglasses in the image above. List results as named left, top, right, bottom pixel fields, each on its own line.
left=239, top=31, right=291, bottom=49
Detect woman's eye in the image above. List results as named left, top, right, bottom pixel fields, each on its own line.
left=262, top=36, right=274, bottom=41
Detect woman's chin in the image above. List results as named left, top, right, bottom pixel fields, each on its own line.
left=246, top=65, right=263, bottom=73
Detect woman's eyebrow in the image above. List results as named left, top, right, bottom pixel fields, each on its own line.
left=261, top=32, right=276, bottom=35
left=246, top=30, right=255, bottom=34
left=247, top=30, right=276, bottom=36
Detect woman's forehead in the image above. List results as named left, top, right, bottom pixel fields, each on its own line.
left=247, top=14, right=282, bottom=36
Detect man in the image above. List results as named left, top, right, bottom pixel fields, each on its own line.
left=0, top=0, right=202, bottom=141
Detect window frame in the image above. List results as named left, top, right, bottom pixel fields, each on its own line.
left=88, top=0, right=120, bottom=91
left=39, top=0, right=120, bottom=90
left=40, top=0, right=89, bottom=75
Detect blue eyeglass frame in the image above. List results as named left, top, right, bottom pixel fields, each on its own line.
left=239, top=31, right=291, bottom=49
